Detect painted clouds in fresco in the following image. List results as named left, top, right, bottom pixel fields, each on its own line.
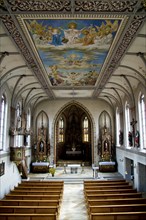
left=25, top=19, right=120, bottom=86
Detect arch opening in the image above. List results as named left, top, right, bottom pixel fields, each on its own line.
left=54, top=102, right=94, bottom=166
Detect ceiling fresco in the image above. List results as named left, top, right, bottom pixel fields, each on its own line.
left=24, top=18, right=121, bottom=87
left=1, top=0, right=145, bottom=105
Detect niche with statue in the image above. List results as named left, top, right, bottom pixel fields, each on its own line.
left=98, top=111, right=116, bottom=172
left=33, top=111, right=50, bottom=163
left=31, top=111, right=50, bottom=173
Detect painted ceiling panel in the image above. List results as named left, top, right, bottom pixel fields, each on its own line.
left=53, top=89, right=93, bottom=98
left=21, top=17, right=122, bottom=87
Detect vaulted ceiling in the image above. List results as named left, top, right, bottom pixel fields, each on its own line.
left=0, top=0, right=146, bottom=111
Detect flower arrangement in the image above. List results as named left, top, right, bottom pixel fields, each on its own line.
left=49, top=167, right=56, bottom=176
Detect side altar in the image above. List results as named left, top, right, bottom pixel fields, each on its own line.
left=98, top=111, right=116, bottom=172
left=32, top=112, right=50, bottom=173
left=32, top=162, right=49, bottom=173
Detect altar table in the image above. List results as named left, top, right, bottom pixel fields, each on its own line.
left=67, top=164, right=81, bottom=173
left=32, top=162, right=49, bottom=173
left=99, top=161, right=116, bottom=172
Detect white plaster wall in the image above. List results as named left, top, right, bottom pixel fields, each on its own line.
left=116, top=147, right=146, bottom=191
left=0, top=154, right=21, bottom=199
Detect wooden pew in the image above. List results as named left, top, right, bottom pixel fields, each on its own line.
left=0, top=199, right=60, bottom=207
left=84, top=181, right=130, bottom=187
left=84, top=188, right=137, bottom=195
left=5, top=194, right=61, bottom=200
left=19, top=180, right=64, bottom=186
left=0, top=206, right=58, bottom=214
left=0, top=213, right=57, bottom=220
left=84, top=184, right=133, bottom=190
left=15, top=186, right=63, bottom=190
left=88, top=203, right=146, bottom=213
left=87, top=197, right=146, bottom=206
left=10, top=190, right=62, bottom=196
left=85, top=192, right=142, bottom=200
left=89, top=211, right=146, bottom=220
left=84, top=179, right=126, bottom=183
left=21, top=180, right=64, bottom=183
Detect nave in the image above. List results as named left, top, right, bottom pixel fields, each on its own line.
left=0, top=167, right=146, bottom=220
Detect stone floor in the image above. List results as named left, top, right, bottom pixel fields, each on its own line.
left=59, top=183, right=88, bottom=220
left=27, top=167, right=124, bottom=220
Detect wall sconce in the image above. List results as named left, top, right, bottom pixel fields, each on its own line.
left=119, top=158, right=124, bottom=162
left=133, top=164, right=137, bottom=168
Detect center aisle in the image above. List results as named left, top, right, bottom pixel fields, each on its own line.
left=59, top=183, right=88, bottom=220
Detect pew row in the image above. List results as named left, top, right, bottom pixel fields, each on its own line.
left=10, top=190, right=62, bottom=196
left=5, top=194, right=62, bottom=200
left=19, top=180, right=64, bottom=186
left=0, top=206, right=59, bottom=214
left=15, top=186, right=63, bottom=190
left=84, top=181, right=130, bottom=187
left=85, top=192, right=142, bottom=200
left=0, top=199, right=60, bottom=207
left=88, top=203, right=146, bottom=213
left=0, top=213, right=57, bottom=220
left=84, top=179, right=126, bottom=183
left=89, top=211, right=146, bottom=220
left=87, top=197, right=146, bottom=206
left=84, top=188, right=137, bottom=195
left=84, top=184, right=133, bottom=190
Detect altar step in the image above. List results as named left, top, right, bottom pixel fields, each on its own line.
left=57, top=160, right=91, bottom=167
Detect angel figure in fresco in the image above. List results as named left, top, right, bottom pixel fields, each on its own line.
left=49, top=28, right=63, bottom=46
left=60, top=22, right=85, bottom=45
left=95, top=20, right=119, bottom=45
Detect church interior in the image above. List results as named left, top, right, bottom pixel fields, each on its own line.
left=0, top=0, right=146, bottom=219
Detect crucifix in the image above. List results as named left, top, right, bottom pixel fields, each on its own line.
left=130, top=118, right=137, bottom=147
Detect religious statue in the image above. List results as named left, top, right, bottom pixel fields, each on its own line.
left=119, top=130, right=123, bottom=145
left=104, top=140, right=109, bottom=152
left=128, top=131, right=133, bottom=146
left=39, top=141, right=44, bottom=152
left=135, top=130, right=140, bottom=148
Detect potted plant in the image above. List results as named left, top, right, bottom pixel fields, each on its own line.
left=49, top=167, right=56, bottom=177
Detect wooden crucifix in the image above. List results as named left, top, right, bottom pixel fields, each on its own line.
left=130, top=118, right=137, bottom=147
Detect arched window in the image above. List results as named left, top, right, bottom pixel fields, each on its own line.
left=139, top=94, right=146, bottom=149
left=26, top=108, right=31, bottom=146
left=116, top=107, right=120, bottom=146
left=16, top=102, right=21, bottom=129
left=0, top=94, right=7, bottom=151
left=83, top=116, right=89, bottom=142
left=59, top=117, right=64, bottom=142
left=26, top=108, right=31, bottom=131
left=125, top=102, right=131, bottom=147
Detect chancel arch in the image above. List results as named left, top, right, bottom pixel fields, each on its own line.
left=54, top=101, right=95, bottom=166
